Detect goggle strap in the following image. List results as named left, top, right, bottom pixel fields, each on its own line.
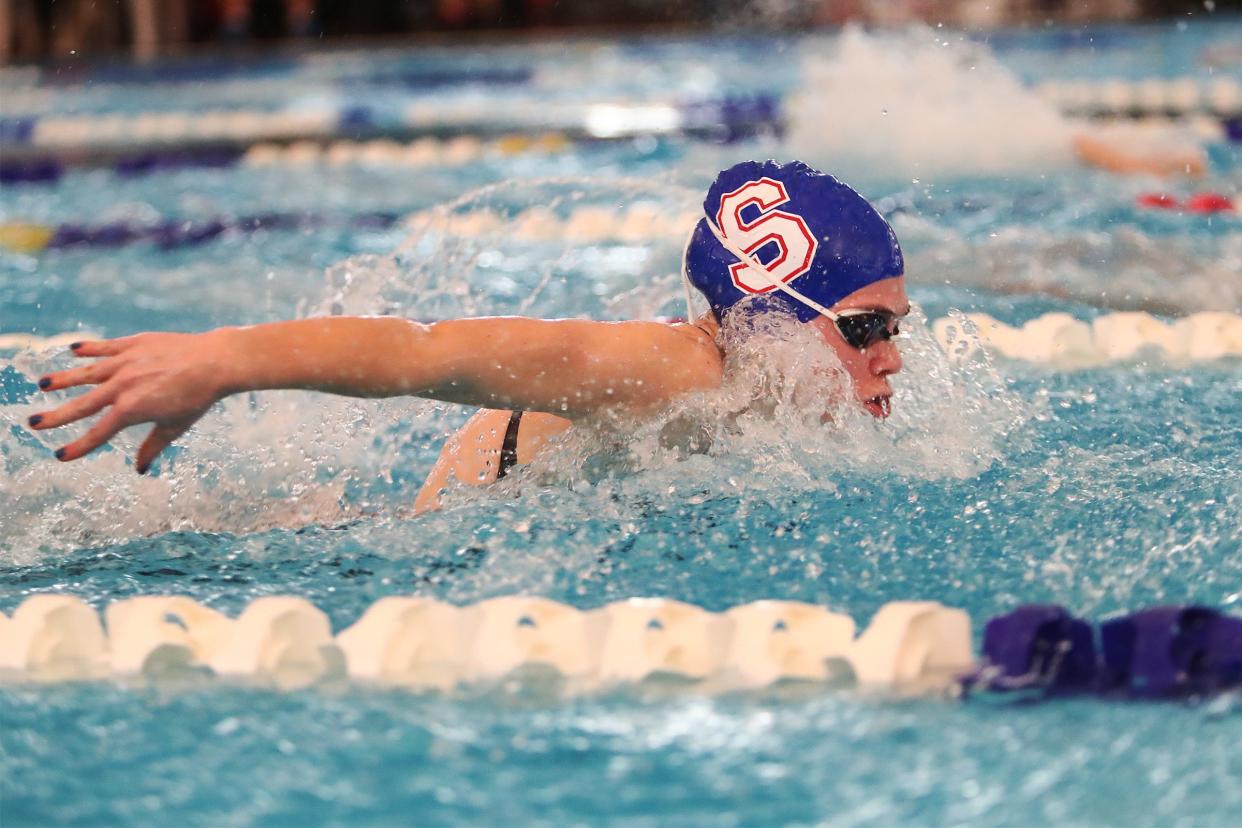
left=702, top=215, right=839, bottom=322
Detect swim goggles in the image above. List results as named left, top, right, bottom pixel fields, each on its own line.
left=681, top=216, right=902, bottom=351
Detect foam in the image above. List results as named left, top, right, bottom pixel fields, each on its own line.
left=788, top=26, right=1075, bottom=178
left=0, top=332, right=97, bottom=353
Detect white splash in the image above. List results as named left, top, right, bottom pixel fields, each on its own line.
left=435, top=301, right=1028, bottom=520
left=788, top=26, right=1076, bottom=179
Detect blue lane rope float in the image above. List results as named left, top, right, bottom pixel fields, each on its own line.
left=0, top=211, right=401, bottom=254
left=1224, top=117, right=1242, bottom=143
left=969, top=604, right=1242, bottom=699
left=10, top=59, right=533, bottom=90
left=0, top=117, right=37, bottom=144
left=1100, top=606, right=1242, bottom=698
left=0, top=147, right=245, bottom=186
left=967, top=605, right=1098, bottom=695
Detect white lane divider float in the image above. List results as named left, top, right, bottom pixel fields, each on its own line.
left=722, top=600, right=855, bottom=688
left=0, top=595, right=109, bottom=681
left=0, top=594, right=974, bottom=696
left=206, top=597, right=345, bottom=688
left=337, top=596, right=469, bottom=690
left=462, top=595, right=605, bottom=686
left=105, top=595, right=232, bottom=676
left=846, top=602, right=973, bottom=691
left=934, top=311, right=1242, bottom=367
left=594, top=598, right=733, bottom=686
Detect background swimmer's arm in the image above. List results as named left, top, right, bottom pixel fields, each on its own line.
left=1072, top=132, right=1205, bottom=177
left=31, top=316, right=720, bottom=467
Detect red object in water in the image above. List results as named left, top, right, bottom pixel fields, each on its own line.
left=1184, top=192, right=1235, bottom=214
left=1136, top=192, right=1179, bottom=209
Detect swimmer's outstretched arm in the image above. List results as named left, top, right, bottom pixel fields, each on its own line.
left=29, top=316, right=721, bottom=469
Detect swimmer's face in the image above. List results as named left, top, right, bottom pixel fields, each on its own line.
left=805, top=276, right=909, bottom=419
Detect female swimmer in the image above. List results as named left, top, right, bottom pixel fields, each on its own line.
left=27, top=160, right=909, bottom=511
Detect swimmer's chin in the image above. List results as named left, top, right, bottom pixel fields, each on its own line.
left=864, top=396, right=892, bottom=419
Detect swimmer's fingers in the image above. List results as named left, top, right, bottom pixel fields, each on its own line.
left=134, top=420, right=194, bottom=475
left=36, top=357, right=122, bottom=392
left=69, top=336, right=141, bottom=358
left=28, top=384, right=117, bottom=431
left=52, top=407, right=130, bottom=462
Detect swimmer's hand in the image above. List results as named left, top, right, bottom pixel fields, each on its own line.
left=28, top=331, right=236, bottom=473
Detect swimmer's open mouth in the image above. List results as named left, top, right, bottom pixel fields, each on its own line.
left=864, top=396, right=892, bottom=419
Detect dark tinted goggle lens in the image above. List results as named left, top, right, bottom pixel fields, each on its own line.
left=835, top=313, right=898, bottom=350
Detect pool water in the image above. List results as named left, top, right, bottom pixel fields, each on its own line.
left=2, top=20, right=1241, bottom=827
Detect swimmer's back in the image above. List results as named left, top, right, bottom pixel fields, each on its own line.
left=413, top=408, right=571, bottom=513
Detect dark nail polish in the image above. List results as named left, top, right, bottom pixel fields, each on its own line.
left=54, top=448, right=66, bottom=460
left=69, top=342, right=82, bottom=350
left=136, top=463, right=149, bottom=475
left=28, top=414, right=43, bottom=427
left=38, top=377, right=52, bottom=389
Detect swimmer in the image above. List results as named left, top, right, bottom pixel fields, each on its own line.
left=28, top=160, right=908, bottom=512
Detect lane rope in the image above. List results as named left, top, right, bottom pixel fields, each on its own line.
left=1038, top=77, right=1242, bottom=121
left=1, top=593, right=1236, bottom=699
left=0, top=94, right=778, bottom=159
left=1, top=133, right=578, bottom=185
left=933, top=311, right=1242, bottom=366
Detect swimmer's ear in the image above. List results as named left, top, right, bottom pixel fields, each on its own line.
left=134, top=421, right=193, bottom=475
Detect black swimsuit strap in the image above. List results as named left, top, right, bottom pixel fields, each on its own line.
left=496, top=410, right=523, bottom=480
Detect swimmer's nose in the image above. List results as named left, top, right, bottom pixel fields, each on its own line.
left=870, top=341, right=903, bottom=377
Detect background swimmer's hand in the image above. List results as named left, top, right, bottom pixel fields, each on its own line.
left=27, top=331, right=236, bottom=472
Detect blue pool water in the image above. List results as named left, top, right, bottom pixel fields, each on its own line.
left=3, top=20, right=1242, bottom=827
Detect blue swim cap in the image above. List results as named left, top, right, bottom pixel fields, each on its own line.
left=684, top=160, right=903, bottom=323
